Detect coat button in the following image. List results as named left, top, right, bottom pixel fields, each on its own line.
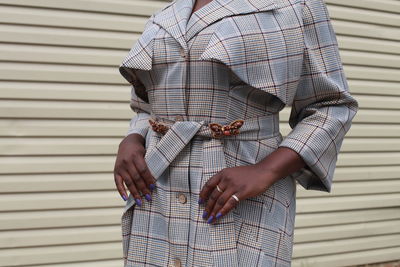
left=175, top=115, right=184, bottom=121
left=174, top=258, right=182, bottom=267
left=169, top=258, right=182, bottom=267
left=178, top=193, right=187, bottom=204
left=179, top=47, right=186, bottom=58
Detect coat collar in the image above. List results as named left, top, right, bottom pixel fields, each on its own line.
left=151, top=0, right=280, bottom=52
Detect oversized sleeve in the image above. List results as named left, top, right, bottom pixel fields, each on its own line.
left=124, top=82, right=152, bottom=139
left=277, top=0, right=359, bottom=192
left=119, top=16, right=155, bottom=139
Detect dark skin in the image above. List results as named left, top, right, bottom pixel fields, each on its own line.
left=114, top=0, right=306, bottom=221
left=114, top=133, right=156, bottom=207
left=191, top=0, right=214, bottom=15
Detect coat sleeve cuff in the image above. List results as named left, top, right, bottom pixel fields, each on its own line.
left=278, top=135, right=334, bottom=193
left=125, top=112, right=152, bottom=139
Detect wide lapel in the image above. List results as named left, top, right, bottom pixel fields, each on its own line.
left=151, top=0, right=193, bottom=53
left=185, top=0, right=279, bottom=42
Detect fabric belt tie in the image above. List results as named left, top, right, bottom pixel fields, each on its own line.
left=123, top=113, right=280, bottom=267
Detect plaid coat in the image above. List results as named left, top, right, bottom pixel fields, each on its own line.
left=118, top=0, right=359, bottom=266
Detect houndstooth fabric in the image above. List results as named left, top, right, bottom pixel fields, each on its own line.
left=118, top=0, right=359, bottom=266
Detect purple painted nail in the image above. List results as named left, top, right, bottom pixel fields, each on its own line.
left=202, top=210, right=208, bottom=219
left=145, top=194, right=152, bottom=202
left=135, top=198, right=142, bottom=206
left=198, top=198, right=204, bottom=205
left=207, top=215, right=214, bottom=224
left=216, top=212, right=222, bottom=220
left=122, top=195, right=127, bottom=201
left=149, top=184, right=156, bottom=191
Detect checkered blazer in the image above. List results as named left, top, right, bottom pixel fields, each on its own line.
left=118, top=0, right=359, bottom=266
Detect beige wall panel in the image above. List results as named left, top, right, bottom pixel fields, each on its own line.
left=337, top=35, right=400, bottom=54
left=295, top=208, right=400, bottom=227
left=0, top=208, right=120, bottom=230
left=0, top=5, right=147, bottom=32
left=0, top=156, right=115, bottom=174
left=325, top=0, right=400, bottom=13
left=0, top=119, right=128, bottom=137
left=333, top=166, right=400, bottom=181
left=293, top=234, right=400, bottom=258
left=41, top=260, right=122, bottom=267
left=0, top=226, right=120, bottom=248
left=0, top=0, right=166, bottom=16
left=332, top=20, right=400, bottom=41
left=294, top=220, right=400, bottom=243
left=0, top=138, right=120, bottom=155
left=0, top=25, right=138, bottom=48
left=337, top=152, right=400, bottom=166
left=297, top=180, right=400, bottom=197
left=297, top=193, right=400, bottom=213
left=0, top=82, right=128, bottom=101
left=0, top=192, right=121, bottom=213
left=341, top=50, right=400, bottom=68
left=328, top=5, right=400, bottom=27
left=0, top=243, right=121, bottom=266
left=0, top=43, right=127, bottom=66
left=347, top=80, right=399, bottom=96
left=0, top=173, right=114, bottom=192
left=292, top=247, right=400, bottom=267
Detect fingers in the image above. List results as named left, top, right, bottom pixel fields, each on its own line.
left=118, top=168, right=143, bottom=207
left=212, top=192, right=241, bottom=223
left=209, top=188, right=234, bottom=221
left=133, top=154, right=156, bottom=192
left=199, top=168, right=245, bottom=224
left=114, top=172, right=128, bottom=201
left=114, top=138, right=156, bottom=206
left=125, top=160, right=153, bottom=202
left=199, top=172, right=222, bottom=205
left=203, top=184, right=234, bottom=224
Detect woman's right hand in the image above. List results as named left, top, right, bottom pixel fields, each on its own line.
left=114, top=133, right=156, bottom=206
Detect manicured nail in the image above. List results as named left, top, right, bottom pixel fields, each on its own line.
left=207, top=215, right=214, bottom=224
left=145, top=194, right=152, bottom=202
left=121, top=194, right=127, bottom=201
left=202, top=210, right=208, bottom=219
left=149, top=184, right=156, bottom=191
left=198, top=198, right=204, bottom=205
left=216, top=212, right=222, bottom=220
left=135, top=198, right=142, bottom=207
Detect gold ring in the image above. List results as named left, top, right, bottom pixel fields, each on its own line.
left=231, top=194, right=240, bottom=202
left=216, top=184, right=223, bottom=193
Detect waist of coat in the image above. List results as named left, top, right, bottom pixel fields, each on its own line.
left=148, top=113, right=281, bottom=141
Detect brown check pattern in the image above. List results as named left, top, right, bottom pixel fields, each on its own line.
left=118, top=0, right=359, bottom=266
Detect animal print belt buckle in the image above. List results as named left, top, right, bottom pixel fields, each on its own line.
left=208, top=119, right=244, bottom=138
left=148, top=118, right=170, bottom=135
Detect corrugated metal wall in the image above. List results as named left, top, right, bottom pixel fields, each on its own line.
left=0, top=0, right=398, bottom=266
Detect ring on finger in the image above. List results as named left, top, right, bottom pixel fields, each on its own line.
left=216, top=184, right=223, bottom=193
left=231, top=194, right=240, bottom=202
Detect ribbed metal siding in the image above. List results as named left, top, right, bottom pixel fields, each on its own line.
left=0, top=0, right=398, bottom=266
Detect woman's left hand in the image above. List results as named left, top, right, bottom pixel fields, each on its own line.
left=198, top=163, right=279, bottom=224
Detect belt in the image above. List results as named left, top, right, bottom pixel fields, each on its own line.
left=123, top=113, right=281, bottom=267
left=147, top=113, right=281, bottom=140
left=140, top=113, right=281, bottom=184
